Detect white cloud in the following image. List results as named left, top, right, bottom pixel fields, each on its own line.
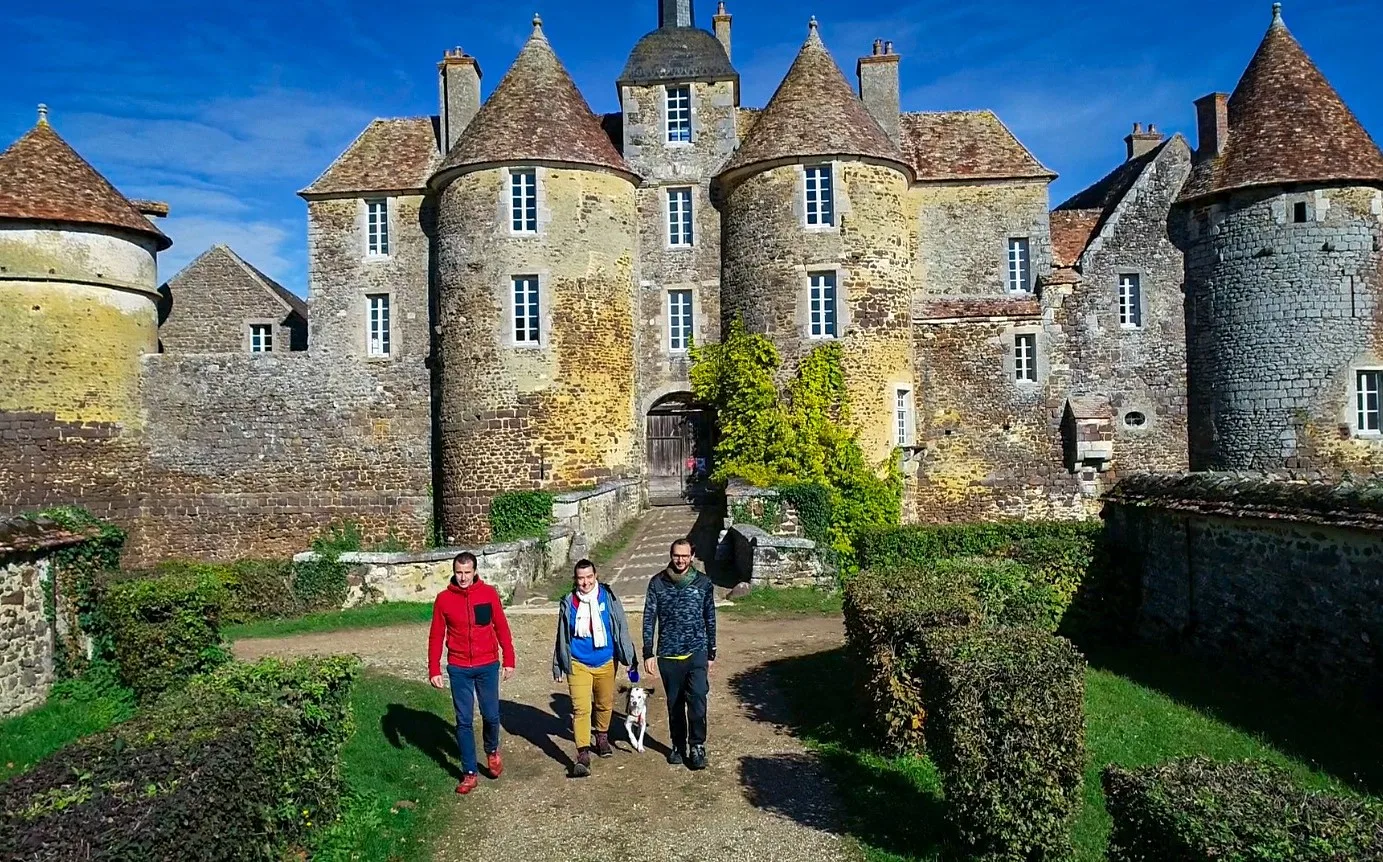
left=157, top=216, right=301, bottom=295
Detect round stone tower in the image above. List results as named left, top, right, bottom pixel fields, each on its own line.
left=430, top=17, right=642, bottom=543
left=715, top=19, right=915, bottom=464
left=0, top=107, right=170, bottom=516
left=1179, top=5, right=1383, bottom=474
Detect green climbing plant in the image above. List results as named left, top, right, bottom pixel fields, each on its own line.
left=691, top=317, right=902, bottom=575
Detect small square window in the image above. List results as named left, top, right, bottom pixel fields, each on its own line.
left=1293, top=201, right=1309, bottom=224
left=510, top=169, right=538, bottom=233
left=808, top=272, right=838, bottom=338
left=1007, top=238, right=1031, bottom=293
left=249, top=324, right=272, bottom=353
left=367, top=294, right=391, bottom=356
left=667, top=187, right=694, bottom=247
left=513, top=276, right=541, bottom=345
left=1357, top=370, right=1382, bottom=435
left=366, top=199, right=390, bottom=256
left=1014, top=333, right=1037, bottom=382
left=1118, top=274, right=1143, bottom=328
left=668, top=289, right=693, bottom=351
left=804, top=165, right=835, bottom=227
left=666, top=85, right=691, bottom=144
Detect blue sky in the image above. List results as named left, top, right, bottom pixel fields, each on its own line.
left=6, top=0, right=1382, bottom=293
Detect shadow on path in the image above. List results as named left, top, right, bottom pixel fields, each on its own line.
left=730, top=647, right=948, bottom=860
left=381, top=703, right=465, bottom=782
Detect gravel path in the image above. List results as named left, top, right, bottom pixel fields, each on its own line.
left=236, top=613, right=858, bottom=862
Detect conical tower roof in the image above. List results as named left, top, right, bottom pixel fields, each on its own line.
left=718, top=19, right=908, bottom=185
left=0, top=109, right=171, bottom=249
left=433, top=16, right=633, bottom=186
left=1180, top=4, right=1383, bottom=203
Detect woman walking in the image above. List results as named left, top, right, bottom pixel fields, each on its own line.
left=552, top=558, right=638, bottom=777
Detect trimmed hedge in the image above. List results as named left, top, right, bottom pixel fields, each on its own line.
left=146, top=558, right=298, bottom=625
left=489, top=491, right=555, bottom=542
left=0, top=656, right=359, bottom=861
left=1103, top=758, right=1383, bottom=861
left=101, top=572, right=231, bottom=702
left=921, top=626, right=1087, bottom=861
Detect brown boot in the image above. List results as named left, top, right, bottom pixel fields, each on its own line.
left=571, top=748, right=591, bottom=778
left=594, top=731, right=613, bottom=758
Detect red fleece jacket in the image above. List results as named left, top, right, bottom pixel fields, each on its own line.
left=428, top=577, right=516, bottom=676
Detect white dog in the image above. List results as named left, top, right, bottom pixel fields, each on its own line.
left=623, top=685, right=653, bottom=753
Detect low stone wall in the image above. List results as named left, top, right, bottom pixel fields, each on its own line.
left=295, top=527, right=574, bottom=607
left=1104, top=473, right=1383, bottom=701
left=552, top=479, right=644, bottom=560
left=725, top=480, right=802, bottom=537
left=0, top=517, right=89, bottom=719
left=726, top=524, right=833, bottom=589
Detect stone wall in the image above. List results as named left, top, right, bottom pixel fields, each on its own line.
left=1104, top=473, right=1383, bottom=700
left=1180, top=185, right=1383, bottom=474
left=913, top=179, right=1052, bottom=304
left=726, top=523, right=832, bottom=589
left=434, top=165, right=640, bottom=542
left=552, top=479, right=644, bottom=560
left=304, top=526, right=575, bottom=607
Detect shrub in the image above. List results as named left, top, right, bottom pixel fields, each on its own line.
left=293, top=521, right=363, bottom=612
left=0, top=656, right=360, bottom=861
left=489, top=491, right=555, bottom=542
left=1103, top=758, right=1383, bottom=862
left=32, top=507, right=126, bottom=679
left=936, top=558, right=1061, bottom=632
left=920, top=626, right=1087, bottom=861
left=146, top=558, right=298, bottom=625
left=101, top=571, right=230, bottom=702
left=843, top=566, right=982, bottom=752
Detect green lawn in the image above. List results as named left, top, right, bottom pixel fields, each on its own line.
left=310, top=671, right=461, bottom=861
left=224, top=601, right=434, bottom=640
left=0, top=668, right=136, bottom=781
left=722, top=586, right=844, bottom=617
left=749, top=645, right=1376, bottom=862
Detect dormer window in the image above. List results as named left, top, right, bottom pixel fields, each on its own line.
left=510, top=169, right=538, bottom=234
left=804, top=165, right=834, bottom=227
left=666, top=85, right=691, bottom=144
left=366, top=198, right=389, bottom=256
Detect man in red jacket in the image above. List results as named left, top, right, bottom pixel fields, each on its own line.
left=429, top=552, right=517, bottom=795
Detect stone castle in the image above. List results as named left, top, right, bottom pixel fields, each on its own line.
left=2, top=1, right=1381, bottom=563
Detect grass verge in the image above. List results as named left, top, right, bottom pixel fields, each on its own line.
left=310, top=671, right=460, bottom=861
left=0, top=665, right=136, bottom=781
left=722, top=586, right=843, bottom=617
left=225, top=602, right=433, bottom=640
left=741, top=645, right=1373, bottom=862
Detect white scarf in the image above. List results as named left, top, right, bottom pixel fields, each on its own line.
left=575, top=586, right=608, bottom=649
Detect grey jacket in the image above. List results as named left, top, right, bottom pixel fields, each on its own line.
left=551, top=583, right=639, bottom=678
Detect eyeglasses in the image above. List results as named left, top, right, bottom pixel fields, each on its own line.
left=671, top=553, right=692, bottom=560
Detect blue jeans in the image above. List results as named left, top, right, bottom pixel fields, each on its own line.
left=447, top=662, right=501, bottom=775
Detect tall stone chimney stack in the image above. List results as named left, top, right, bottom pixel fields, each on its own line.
left=857, top=39, right=901, bottom=147
left=713, top=2, right=732, bottom=60
left=438, top=48, right=482, bottom=156
left=1193, top=93, right=1229, bottom=164
left=1125, top=122, right=1165, bottom=160
left=659, top=0, right=695, bottom=27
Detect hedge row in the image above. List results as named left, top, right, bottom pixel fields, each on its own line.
left=1103, top=758, right=1383, bottom=861
left=101, top=571, right=232, bottom=702
left=0, top=656, right=359, bottom=861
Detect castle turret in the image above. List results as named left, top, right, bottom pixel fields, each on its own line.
left=0, top=107, right=169, bottom=521
left=1178, top=4, right=1383, bottom=473
left=715, top=20, right=915, bottom=465
left=429, top=17, right=641, bottom=542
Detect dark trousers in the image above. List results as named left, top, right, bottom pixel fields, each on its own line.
left=658, top=651, right=709, bottom=750
left=447, top=662, right=501, bottom=775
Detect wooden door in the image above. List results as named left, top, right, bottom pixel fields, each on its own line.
left=647, top=412, right=691, bottom=500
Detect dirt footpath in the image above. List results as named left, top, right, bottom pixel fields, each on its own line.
left=236, top=614, right=860, bottom=862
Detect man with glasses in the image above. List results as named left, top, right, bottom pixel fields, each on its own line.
left=641, top=537, right=717, bottom=769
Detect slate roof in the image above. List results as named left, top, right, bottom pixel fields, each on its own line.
left=0, top=116, right=171, bottom=250
left=1050, top=138, right=1174, bottom=267
left=900, top=111, right=1055, bottom=182
left=719, top=21, right=907, bottom=182
left=618, top=25, right=737, bottom=88
left=300, top=117, right=440, bottom=197
left=164, top=244, right=308, bottom=319
left=1180, top=7, right=1383, bottom=203
left=434, top=20, right=633, bottom=184
left=0, top=515, right=90, bottom=556
left=1049, top=210, right=1102, bottom=269
left=918, top=297, right=1042, bottom=321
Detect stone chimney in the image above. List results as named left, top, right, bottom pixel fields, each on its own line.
left=1125, top=122, right=1165, bottom=160
left=1194, top=93, right=1229, bottom=163
left=438, top=48, right=482, bottom=156
left=659, top=0, right=694, bottom=28
left=713, top=2, right=732, bottom=60
left=857, top=40, right=901, bottom=147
